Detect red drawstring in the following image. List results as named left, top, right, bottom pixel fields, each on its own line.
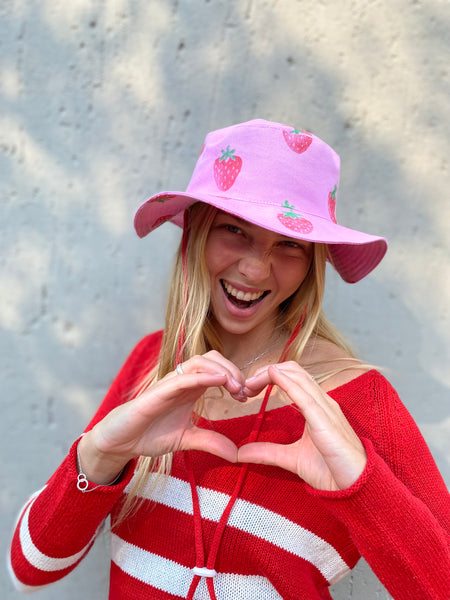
left=185, top=383, right=273, bottom=600
left=184, top=308, right=308, bottom=598
left=279, top=304, right=307, bottom=362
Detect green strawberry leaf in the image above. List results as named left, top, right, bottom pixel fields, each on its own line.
left=219, top=145, right=237, bottom=162
left=281, top=200, right=301, bottom=218
left=154, top=195, right=175, bottom=203
left=289, top=128, right=311, bottom=137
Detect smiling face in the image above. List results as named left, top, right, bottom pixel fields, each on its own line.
left=205, top=211, right=314, bottom=343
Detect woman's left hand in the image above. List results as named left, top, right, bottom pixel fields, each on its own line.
left=238, top=362, right=367, bottom=491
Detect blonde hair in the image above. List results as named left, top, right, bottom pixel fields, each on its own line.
left=114, top=203, right=355, bottom=524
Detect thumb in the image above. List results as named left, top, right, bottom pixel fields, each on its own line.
left=181, top=428, right=239, bottom=463
left=238, top=441, right=296, bottom=472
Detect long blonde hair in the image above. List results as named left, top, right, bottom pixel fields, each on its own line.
left=114, top=203, right=354, bottom=524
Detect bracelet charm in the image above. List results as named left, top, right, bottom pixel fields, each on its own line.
left=77, top=472, right=90, bottom=492
left=76, top=441, right=124, bottom=493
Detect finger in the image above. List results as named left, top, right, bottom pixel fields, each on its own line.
left=168, top=355, right=229, bottom=379
left=135, top=372, right=228, bottom=415
left=181, top=351, right=243, bottom=380
left=243, top=367, right=273, bottom=396
left=244, top=361, right=312, bottom=396
left=203, top=350, right=246, bottom=385
left=181, top=428, right=239, bottom=463
left=176, top=354, right=247, bottom=401
left=267, top=367, right=366, bottom=458
left=265, top=366, right=331, bottom=428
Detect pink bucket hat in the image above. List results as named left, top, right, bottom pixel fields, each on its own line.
left=134, top=119, right=387, bottom=283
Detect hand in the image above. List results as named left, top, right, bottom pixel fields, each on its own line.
left=239, top=362, right=367, bottom=491
left=79, top=352, right=245, bottom=483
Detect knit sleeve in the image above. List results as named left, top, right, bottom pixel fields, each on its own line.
left=306, top=372, right=450, bottom=600
left=8, top=331, right=163, bottom=592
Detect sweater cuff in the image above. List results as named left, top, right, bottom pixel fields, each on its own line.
left=70, top=437, right=136, bottom=494
left=13, top=439, right=137, bottom=563
left=304, top=438, right=377, bottom=500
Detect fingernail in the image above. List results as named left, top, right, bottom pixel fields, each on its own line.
left=235, top=391, right=247, bottom=403
left=231, top=376, right=243, bottom=389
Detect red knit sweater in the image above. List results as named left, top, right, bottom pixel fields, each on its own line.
left=8, top=331, right=450, bottom=599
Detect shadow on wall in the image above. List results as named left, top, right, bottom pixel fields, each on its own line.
left=1, top=2, right=449, bottom=600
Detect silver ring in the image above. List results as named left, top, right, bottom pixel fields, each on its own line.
left=176, top=363, right=184, bottom=375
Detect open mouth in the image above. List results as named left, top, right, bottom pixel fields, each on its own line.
left=221, top=280, right=269, bottom=309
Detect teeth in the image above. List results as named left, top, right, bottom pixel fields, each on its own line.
left=224, top=281, right=265, bottom=302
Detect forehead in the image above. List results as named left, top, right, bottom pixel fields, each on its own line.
left=213, top=210, right=313, bottom=245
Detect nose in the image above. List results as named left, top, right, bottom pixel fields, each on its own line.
left=238, top=247, right=271, bottom=282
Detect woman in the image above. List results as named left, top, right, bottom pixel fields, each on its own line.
left=9, top=119, right=450, bottom=599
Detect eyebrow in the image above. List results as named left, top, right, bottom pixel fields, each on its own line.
left=228, top=214, right=247, bottom=225
left=216, top=212, right=248, bottom=226
left=216, top=212, right=312, bottom=246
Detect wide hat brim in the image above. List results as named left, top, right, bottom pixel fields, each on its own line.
left=134, top=119, right=387, bottom=284
left=134, top=190, right=387, bottom=284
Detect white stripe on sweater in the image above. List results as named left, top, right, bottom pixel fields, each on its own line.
left=7, top=551, right=50, bottom=593
left=124, top=474, right=350, bottom=584
left=111, top=533, right=283, bottom=599
left=18, top=489, right=98, bottom=572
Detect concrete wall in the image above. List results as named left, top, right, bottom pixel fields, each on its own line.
left=1, top=1, right=449, bottom=598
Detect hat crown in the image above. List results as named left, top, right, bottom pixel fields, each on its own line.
left=186, top=119, right=340, bottom=225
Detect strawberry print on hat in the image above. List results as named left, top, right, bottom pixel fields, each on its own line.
left=283, top=128, right=313, bottom=154
left=214, top=145, right=242, bottom=191
left=328, top=185, right=337, bottom=223
left=277, top=201, right=313, bottom=234
left=151, top=194, right=176, bottom=204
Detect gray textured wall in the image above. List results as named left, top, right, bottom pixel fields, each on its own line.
left=1, top=1, right=449, bottom=599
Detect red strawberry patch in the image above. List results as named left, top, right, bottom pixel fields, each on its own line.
left=328, top=185, right=337, bottom=223
left=214, top=145, right=242, bottom=191
left=283, top=128, right=313, bottom=154
left=277, top=201, right=313, bottom=234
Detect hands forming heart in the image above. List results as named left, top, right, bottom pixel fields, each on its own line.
left=79, top=351, right=367, bottom=492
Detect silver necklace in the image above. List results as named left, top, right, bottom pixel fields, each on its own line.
left=237, top=331, right=284, bottom=370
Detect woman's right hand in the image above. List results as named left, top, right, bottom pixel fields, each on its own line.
left=77, top=352, right=244, bottom=484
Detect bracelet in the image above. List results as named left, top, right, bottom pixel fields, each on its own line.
left=76, top=443, right=124, bottom=493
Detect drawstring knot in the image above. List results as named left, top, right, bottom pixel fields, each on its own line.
left=192, top=566, right=217, bottom=578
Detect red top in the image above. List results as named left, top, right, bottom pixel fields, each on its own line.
left=8, top=331, right=450, bottom=599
